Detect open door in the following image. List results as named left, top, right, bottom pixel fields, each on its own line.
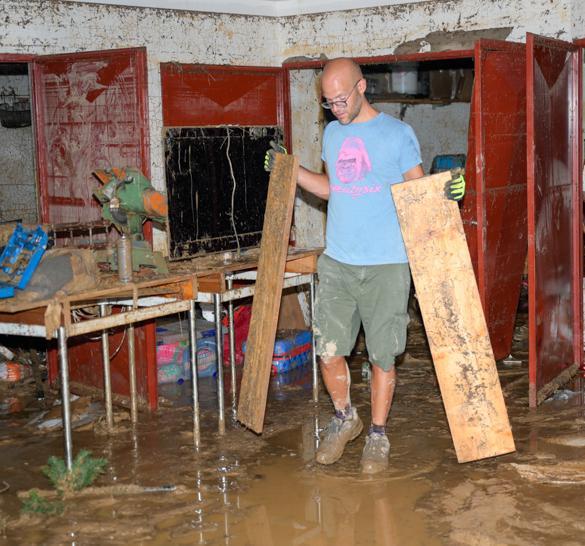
left=32, top=48, right=158, bottom=410
left=526, top=34, right=582, bottom=407
left=461, top=39, right=528, bottom=361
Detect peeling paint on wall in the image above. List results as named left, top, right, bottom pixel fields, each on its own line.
left=395, top=27, right=514, bottom=55
left=0, top=0, right=580, bottom=251
left=289, top=69, right=326, bottom=248
left=0, top=74, right=37, bottom=224
left=278, top=0, right=574, bottom=60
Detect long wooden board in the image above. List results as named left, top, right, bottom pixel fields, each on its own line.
left=237, top=154, right=300, bottom=433
left=391, top=172, right=515, bottom=463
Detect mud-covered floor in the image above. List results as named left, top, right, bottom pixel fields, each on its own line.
left=2, top=311, right=585, bottom=545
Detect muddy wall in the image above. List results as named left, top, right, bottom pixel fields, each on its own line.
left=280, top=0, right=578, bottom=246
left=0, top=0, right=280, bottom=251
left=0, top=74, right=37, bottom=224
left=0, top=0, right=581, bottom=250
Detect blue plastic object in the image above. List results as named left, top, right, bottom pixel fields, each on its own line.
left=243, top=329, right=313, bottom=375
left=430, top=154, right=466, bottom=174
left=0, top=224, right=48, bottom=298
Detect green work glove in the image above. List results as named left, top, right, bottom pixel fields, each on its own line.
left=263, top=140, right=287, bottom=172
left=444, top=169, right=466, bottom=201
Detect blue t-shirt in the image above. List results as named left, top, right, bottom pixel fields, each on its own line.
left=321, top=112, right=422, bottom=265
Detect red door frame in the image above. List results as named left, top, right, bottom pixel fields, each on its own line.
left=32, top=47, right=151, bottom=224
left=527, top=34, right=583, bottom=406
left=471, top=39, right=527, bottom=361
left=30, top=47, right=157, bottom=410
left=283, top=48, right=523, bottom=356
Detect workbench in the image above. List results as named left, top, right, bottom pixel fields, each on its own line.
left=0, top=247, right=321, bottom=469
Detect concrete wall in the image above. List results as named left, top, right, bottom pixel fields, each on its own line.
left=1, top=0, right=281, bottom=251
left=377, top=102, right=470, bottom=175
left=289, top=68, right=327, bottom=248
left=0, top=73, right=37, bottom=224
left=0, top=0, right=580, bottom=249
left=279, top=0, right=574, bottom=61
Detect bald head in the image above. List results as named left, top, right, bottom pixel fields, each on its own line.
left=321, top=57, right=374, bottom=125
left=322, top=58, right=363, bottom=89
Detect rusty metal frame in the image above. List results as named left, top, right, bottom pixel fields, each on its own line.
left=526, top=33, right=583, bottom=406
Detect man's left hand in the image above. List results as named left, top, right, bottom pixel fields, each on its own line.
left=444, top=169, right=466, bottom=202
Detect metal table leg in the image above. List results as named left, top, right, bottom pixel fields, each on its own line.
left=127, top=322, right=138, bottom=423
left=58, top=326, right=73, bottom=470
left=310, top=273, right=319, bottom=403
left=98, top=303, right=114, bottom=431
left=189, top=300, right=201, bottom=447
left=227, top=276, right=237, bottom=418
left=214, top=294, right=226, bottom=434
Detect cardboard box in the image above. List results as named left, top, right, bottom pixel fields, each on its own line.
left=429, top=69, right=456, bottom=100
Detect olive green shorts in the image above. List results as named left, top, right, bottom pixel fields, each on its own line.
left=314, top=254, right=411, bottom=371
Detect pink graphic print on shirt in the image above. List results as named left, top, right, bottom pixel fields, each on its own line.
left=335, top=136, right=372, bottom=183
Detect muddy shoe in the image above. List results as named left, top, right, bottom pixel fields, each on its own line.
left=316, top=408, right=363, bottom=465
left=361, top=432, right=390, bottom=474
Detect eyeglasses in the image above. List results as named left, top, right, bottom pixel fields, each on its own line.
left=321, top=79, right=361, bottom=110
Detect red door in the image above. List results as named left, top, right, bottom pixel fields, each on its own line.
left=461, top=39, right=528, bottom=361
left=32, top=48, right=158, bottom=410
left=526, top=34, right=582, bottom=407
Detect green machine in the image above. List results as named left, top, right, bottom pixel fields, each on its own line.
left=93, top=168, right=168, bottom=275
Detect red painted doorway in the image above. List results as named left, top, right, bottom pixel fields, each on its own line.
left=526, top=33, right=583, bottom=407
left=31, top=47, right=158, bottom=410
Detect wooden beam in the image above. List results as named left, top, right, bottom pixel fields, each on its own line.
left=391, top=172, right=515, bottom=463
left=237, top=154, right=299, bottom=432
left=284, top=254, right=318, bottom=273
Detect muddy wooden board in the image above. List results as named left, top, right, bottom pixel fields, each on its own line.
left=391, top=172, right=515, bottom=463
left=237, top=154, right=300, bottom=433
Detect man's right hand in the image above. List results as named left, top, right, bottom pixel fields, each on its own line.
left=264, top=140, right=288, bottom=172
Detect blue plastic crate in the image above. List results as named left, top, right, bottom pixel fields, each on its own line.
left=243, top=329, right=313, bottom=375
left=430, top=154, right=466, bottom=174
left=0, top=224, right=48, bottom=298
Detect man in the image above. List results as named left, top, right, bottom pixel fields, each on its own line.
left=265, top=58, right=464, bottom=474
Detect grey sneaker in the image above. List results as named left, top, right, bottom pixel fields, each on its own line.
left=316, top=408, right=363, bottom=465
left=361, top=432, right=390, bottom=474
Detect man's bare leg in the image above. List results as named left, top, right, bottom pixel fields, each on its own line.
left=370, top=365, right=396, bottom=426
left=316, top=355, right=363, bottom=464
left=320, top=355, right=351, bottom=411
left=361, top=364, right=396, bottom=474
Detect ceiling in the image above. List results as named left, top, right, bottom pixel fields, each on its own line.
left=66, top=0, right=422, bottom=16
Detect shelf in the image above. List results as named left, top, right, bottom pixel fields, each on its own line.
left=367, top=93, right=469, bottom=105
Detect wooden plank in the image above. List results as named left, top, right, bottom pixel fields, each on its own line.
left=284, top=254, right=319, bottom=273
left=237, top=154, right=299, bottom=432
left=391, top=172, right=515, bottom=463
left=277, top=291, right=307, bottom=330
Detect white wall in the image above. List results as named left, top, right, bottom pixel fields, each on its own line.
left=0, top=73, right=37, bottom=224
left=376, top=102, right=470, bottom=175
left=1, top=0, right=281, bottom=251
left=278, top=0, right=574, bottom=61
left=289, top=68, right=327, bottom=248
left=0, top=0, right=580, bottom=250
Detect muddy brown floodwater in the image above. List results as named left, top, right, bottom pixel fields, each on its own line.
left=2, top=312, right=585, bottom=545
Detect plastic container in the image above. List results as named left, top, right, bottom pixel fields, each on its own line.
left=243, top=329, right=312, bottom=375
left=156, top=318, right=217, bottom=384
left=196, top=337, right=218, bottom=378
left=430, top=154, right=467, bottom=174
left=0, top=361, right=31, bottom=382
left=0, top=223, right=48, bottom=298
left=391, top=62, right=419, bottom=95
